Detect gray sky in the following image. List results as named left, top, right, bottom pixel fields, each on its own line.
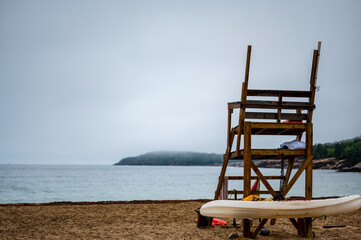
left=1, top=0, right=360, bottom=165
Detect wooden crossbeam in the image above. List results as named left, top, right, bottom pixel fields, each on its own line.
left=250, top=122, right=306, bottom=129
left=283, top=158, right=295, bottom=191
left=228, top=100, right=315, bottom=110
left=247, top=89, right=311, bottom=97
left=245, top=100, right=315, bottom=110
left=283, top=156, right=312, bottom=196
left=245, top=112, right=307, bottom=121
left=227, top=176, right=284, bottom=180
left=250, top=161, right=277, bottom=197
left=214, top=155, right=230, bottom=200
left=289, top=218, right=305, bottom=237
left=228, top=190, right=270, bottom=195
left=251, top=219, right=269, bottom=238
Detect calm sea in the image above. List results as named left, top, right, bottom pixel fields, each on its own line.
left=0, top=165, right=360, bottom=204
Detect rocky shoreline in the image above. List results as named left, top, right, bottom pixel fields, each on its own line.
left=229, top=158, right=361, bottom=172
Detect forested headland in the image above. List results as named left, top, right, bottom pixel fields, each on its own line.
left=114, top=151, right=223, bottom=166
left=313, top=137, right=361, bottom=168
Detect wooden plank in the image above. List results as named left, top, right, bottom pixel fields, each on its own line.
left=251, top=149, right=305, bottom=156
left=245, top=112, right=307, bottom=121
left=283, top=157, right=295, bottom=193
left=226, top=109, right=233, bottom=151
left=305, top=217, right=312, bottom=238
left=277, top=94, right=282, bottom=123
left=296, top=109, right=304, bottom=141
left=305, top=123, right=313, bottom=238
left=229, top=149, right=305, bottom=160
left=247, top=89, right=311, bottom=98
left=305, top=123, right=313, bottom=200
left=228, top=190, right=270, bottom=195
left=243, top=122, right=252, bottom=198
left=289, top=218, right=305, bottom=237
left=214, top=155, right=230, bottom=200
left=307, top=48, right=319, bottom=123
left=237, top=46, right=252, bottom=156
left=236, top=84, right=247, bottom=155
left=245, top=100, right=315, bottom=110
left=221, top=177, right=229, bottom=200
left=283, top=155, right=313, bottom=196
left=227, top=176, right=284, bottom=180
left=243, top=219, right=252, bottom=238
left=250, top=161, right=277, bottom=197
left=244, top=45, right=252, bottom=87
left=228, top=101, right=241, bottom=109
left=251, top=219, right=268, bottom=238
left=250, top=122, right=306, bottom=129
left=315, top=41, right=322, bottom=87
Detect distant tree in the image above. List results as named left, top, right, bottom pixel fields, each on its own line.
left=314, top=144, right=328, bottom=159
left=334, top=143, right=343, bottom=159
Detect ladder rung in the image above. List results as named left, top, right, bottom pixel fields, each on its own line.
left=227, top=176, right=284, bottom=180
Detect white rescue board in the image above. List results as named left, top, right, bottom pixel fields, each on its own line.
left=200, top=195, right=361, bottom=219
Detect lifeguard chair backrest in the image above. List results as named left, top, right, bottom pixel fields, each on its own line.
left=237, top=43, right=321, bottom=124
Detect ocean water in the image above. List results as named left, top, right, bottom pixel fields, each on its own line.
left=0, top=165, right=360, bottom=204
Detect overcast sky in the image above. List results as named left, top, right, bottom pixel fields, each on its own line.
left=1, top=0, right=360, bottom=165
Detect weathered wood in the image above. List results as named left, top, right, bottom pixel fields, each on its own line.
left=289, top=218, right=305, bottom=237
left=305, top=123, right=313, bottom=200
left=247, top=89, right=312, bottom=97
left=307, top=48, right=319, bottom=123
left=245, top=100, right=315, bottom=110
left=232, top=124, right=307, bottom=136
left=245, top=112, right=307, bottom=121
left=277, top=94, right=282, bottom=123
left=283, top=155, right=313, bottom=196
left=237, top=46, right=252, bottom=156
left=251, top=219, right=268, bottom=238
left=227, top=176, right=284, bottom=180
left=250, top=161, right=277, bottom=197
left=244, top=45, right=252, bottom=87
left=214, top=155, right=229, bottom=200
left=243, top=219, right=252, bottom=238
left=305, top=217, right=312, bottom=238
left=283, top=157, right=295, bottom=192
left=227, top=109, right=233, bottom=151
left=250, top=122, right=306, bottom=129
left=228, top=101, right=241, bottom=109
left=243, top=122, right=252, bottom=198
left=305, top=123, right=313, bottom=237
left=229, top=149, right=305, bottom=160
left=221, top=176, right=229, bottom=200
left=228, top=190, right=270, bottom=195
left=215, top=43, right=320, bottom=238
left=236, top=82, right=247, bottom=155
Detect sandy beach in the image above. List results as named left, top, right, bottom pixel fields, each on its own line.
left=0, top=200, right=360, bottom=239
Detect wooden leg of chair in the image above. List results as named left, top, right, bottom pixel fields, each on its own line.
left=305, top=217, right=312, bottom=237
left=270, top=219, right=276, bottom=225
left=243, top=219, right=252, bottom=238
left=251, top=219, right=268, bottom=238
left=289, top=218, right=305, bottom=237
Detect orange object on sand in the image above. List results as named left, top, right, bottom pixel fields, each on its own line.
left=195, top=218, right=227, bottom=226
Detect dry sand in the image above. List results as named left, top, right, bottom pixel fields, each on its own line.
left=0, top=200, right=360, bottom=239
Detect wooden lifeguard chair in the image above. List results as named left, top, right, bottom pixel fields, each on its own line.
left=214, top=42, right=321, bottom=238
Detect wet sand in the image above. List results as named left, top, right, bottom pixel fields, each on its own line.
left=0, top=200, right=360, bottom=239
